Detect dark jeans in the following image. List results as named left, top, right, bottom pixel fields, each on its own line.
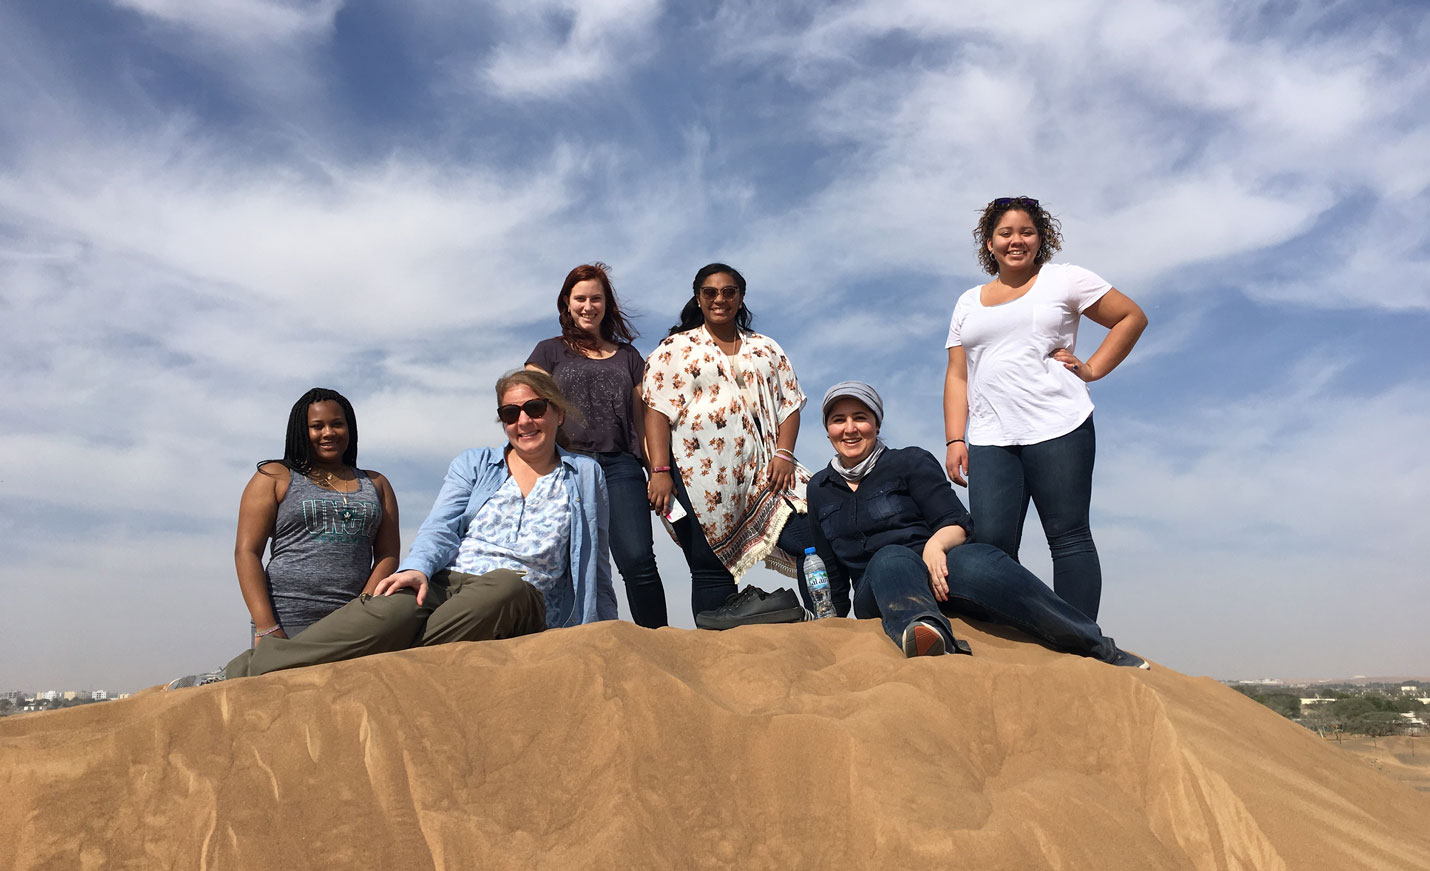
left=670, top=469, right=851, bottom=617
left=854, top=543, right=1117, bottom=660
left=593, top=451, right=667, bottom=628
left=968, top=414, right=1102, bottom=620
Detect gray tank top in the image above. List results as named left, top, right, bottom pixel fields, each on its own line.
left=266, top=468, right=382, bottom=636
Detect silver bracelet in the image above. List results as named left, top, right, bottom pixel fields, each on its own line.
left=254, top=624, right=283, bottom=638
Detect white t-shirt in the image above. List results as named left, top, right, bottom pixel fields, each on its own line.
left=945, top=263, right=1111, bottom=446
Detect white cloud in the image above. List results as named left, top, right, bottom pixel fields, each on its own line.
left=480, top=0, right=665, bottom=99
left=1243, top=192, right=1430, bottom=311
left=1081, top=369, right=1430, bottom=677
left=0, top=134, right=588, bottom=335
left=93, top=0, right=343, bottom=118
left=706, top=0, right=1429, bottom=313
left=107, top=0, right=343, bottom=44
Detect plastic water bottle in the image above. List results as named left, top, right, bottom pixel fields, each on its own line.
left=802, top=547, right=836, bottom=619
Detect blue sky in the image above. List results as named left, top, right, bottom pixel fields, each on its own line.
left=2, top=0, right=1427, bottom=691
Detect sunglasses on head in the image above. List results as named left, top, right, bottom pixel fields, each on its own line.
left=992, top=196, right=1039, bottom=208
left=698, top=285, right=742, bottom=301
left=497, top=398, right=550, bottom=425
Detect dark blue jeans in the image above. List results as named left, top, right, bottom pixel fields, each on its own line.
left=967, top=414, right=1102, bottom=620
left=670, top=469, right=850, bottom=617
left=854, top=543, right=1117, bottom=660
left=593, top=451, right=666, bottom=628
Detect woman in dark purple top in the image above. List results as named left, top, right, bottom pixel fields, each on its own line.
left=526, top=263, right=666, bottom=627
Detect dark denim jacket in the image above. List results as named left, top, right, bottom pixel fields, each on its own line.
left=807, top=446, right=974, bottom=589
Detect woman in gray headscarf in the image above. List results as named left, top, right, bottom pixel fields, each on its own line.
left=806, top=380, right=1149, bottom=666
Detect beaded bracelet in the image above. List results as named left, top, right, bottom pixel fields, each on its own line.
left=255, top=624, right=283, bottom=638
left=650, top=466, right=672, bottom=474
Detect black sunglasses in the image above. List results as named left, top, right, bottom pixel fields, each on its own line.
left=992, top=196, right=1039, bottom=208
left=497, top=398, right=550, bottom=424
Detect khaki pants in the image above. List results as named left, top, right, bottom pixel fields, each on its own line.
left=225, top=569, right=546, bottom=679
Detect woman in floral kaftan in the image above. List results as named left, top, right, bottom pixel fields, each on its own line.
left=643, top=263, right=851, bottom=619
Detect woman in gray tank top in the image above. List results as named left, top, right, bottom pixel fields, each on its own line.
left=168, top=388, right=409, bottom=688
left=233, top=388, right=400, bottom=641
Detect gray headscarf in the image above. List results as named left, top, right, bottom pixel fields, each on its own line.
left=821, top=381, right=886, bottom=482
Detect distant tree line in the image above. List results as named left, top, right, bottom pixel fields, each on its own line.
left=0, top=697, right=112, bottom=717
left=1232, top=685, right=1426, bottom=737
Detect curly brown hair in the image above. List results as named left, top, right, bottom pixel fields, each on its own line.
left=974, top=196, right=1063, bottom=275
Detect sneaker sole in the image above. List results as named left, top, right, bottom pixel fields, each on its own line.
left=903, top=623, right=946, bottom=657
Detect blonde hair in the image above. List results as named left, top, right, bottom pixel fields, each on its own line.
left=495, top=369, right=581, bottom=450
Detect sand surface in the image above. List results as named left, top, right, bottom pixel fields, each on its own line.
left=4, top=618, right=1429, bottom=870
left=1334, top=734, right=1430, bottom=793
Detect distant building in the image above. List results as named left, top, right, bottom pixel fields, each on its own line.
left=0, top=691, right=24, bottom=704
left=92, top=690, right=108, bottom=701
left=37, top=690, right=59, bottom=702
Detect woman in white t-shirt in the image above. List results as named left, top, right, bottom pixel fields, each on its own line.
left=943, top=197, right=1147, bottom=620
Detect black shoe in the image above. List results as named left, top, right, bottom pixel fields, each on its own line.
left=1109, top=648, right=1151, bottom=670
left=695, top=586, right=806, bottom=630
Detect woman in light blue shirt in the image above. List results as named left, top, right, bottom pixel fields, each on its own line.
left=375, top=369, right=616, bottom=630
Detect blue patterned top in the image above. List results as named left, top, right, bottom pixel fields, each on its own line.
left=451, top=471, right=573, bottom=622
left=399, top=446, right=616, bottom=627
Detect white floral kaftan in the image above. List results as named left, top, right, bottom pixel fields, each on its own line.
left=643, top=325, right=809, bottom=580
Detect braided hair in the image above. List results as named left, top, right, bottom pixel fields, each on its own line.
left=261, top=387, right=358, bottom=474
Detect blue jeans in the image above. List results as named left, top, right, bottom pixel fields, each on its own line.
left=968, top=414, right=1102, bottom=620
left=854, top=543, right=1117, bottom=660
left=593, top=451, right=666, bottom=628
left=670, top=469, right=850, bottom=617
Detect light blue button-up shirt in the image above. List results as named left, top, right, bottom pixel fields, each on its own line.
left=399, top=446, right=616, bottom=627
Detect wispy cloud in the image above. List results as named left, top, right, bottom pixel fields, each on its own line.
left=1092, top=371, right=1430, bottom=677
left=707, top=0, right=1429, bottom=308
left=479, top=0, right=666, bottom=99
left=107, top=0, right=343, bottom=44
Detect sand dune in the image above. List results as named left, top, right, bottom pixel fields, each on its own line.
left=4, top=619, right=1428, bottom=870
left=1336, top=735, right=1430, bottom=794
